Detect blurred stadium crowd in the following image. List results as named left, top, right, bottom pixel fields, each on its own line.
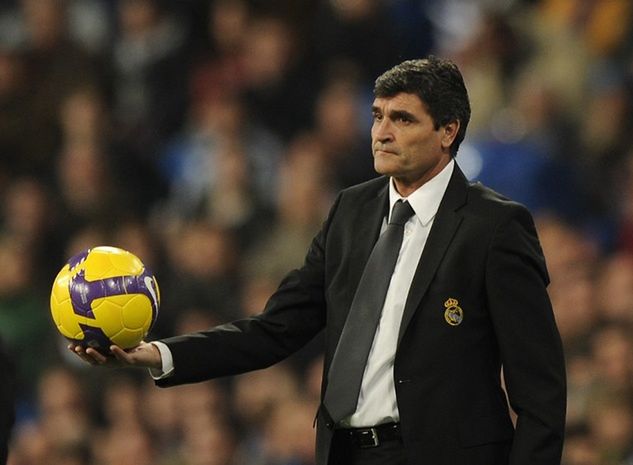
left=1, top=0, right=633, bottom=464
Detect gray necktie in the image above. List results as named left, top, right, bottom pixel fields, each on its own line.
left=323, top=200, right=415, bottom=423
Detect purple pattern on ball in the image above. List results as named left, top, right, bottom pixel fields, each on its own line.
left=70, top=269, right=159, bottom=318
left=67, top=250, right=89, bottom=270
left=77, top=323, right=113, bottom=354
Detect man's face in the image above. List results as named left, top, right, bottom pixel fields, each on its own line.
left=371, top=92, right=455, bottom=195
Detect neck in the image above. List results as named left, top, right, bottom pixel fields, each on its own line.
left=393, top=156, right=451, bottom=197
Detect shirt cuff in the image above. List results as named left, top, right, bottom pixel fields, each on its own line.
left=149, top=341, right=175, bottom=379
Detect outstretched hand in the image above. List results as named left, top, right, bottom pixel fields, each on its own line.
left=69, top=341, right=162, bottom=370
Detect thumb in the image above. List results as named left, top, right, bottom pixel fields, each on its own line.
left=111, top=343, right=161, bottom=369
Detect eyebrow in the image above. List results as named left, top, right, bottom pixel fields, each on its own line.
left=390, top=109, right=417, bottom=121
left=372, top=106, right=418, bottom=122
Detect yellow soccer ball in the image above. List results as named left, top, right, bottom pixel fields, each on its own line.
left=50, top=246, right=160, bottom=353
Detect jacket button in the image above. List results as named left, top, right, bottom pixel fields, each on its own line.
left=397, top=379, right=411, bottom=384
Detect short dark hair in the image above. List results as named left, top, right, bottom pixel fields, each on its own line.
left=374, top=56, right=471, bottom=156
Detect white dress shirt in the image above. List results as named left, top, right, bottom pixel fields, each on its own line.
left=151, top=160, right=456, bottom=427
left=346, top=160, right=454, bottom=427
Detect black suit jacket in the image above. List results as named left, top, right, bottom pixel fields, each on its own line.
left=157, top=165, right=566, bottom=465
left=0, top=339, right=15, bottom=465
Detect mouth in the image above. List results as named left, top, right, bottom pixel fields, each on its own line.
left=374, top=148, right=397, bottom=157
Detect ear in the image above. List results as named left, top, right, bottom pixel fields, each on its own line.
left=440, top=121, right=460, bottom=151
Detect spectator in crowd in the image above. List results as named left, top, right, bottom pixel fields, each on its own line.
left=311, top=0, right=399, bottom=83
left=231, top=365, right=301, bottom=465
left=0, top=47, right=29, bottom=182
left=110, top=0, right=189, bottom=161
left=19, top=0, right=102, bottom=179
left=0, top=239, right=55, bottom=399
left=189, top=0, right=250, bottom=97
left=155, top=220, right=240, bottom=337
left=1, top=178, right=65, bottom=286
left=159, top=90, right=282, bottom=230
left=585, top=388, right=633, bottom=465
left=311, top=67, right=374, bottom=189
left=243, top=132, right=333, bottom=284
left=259, top=397, right=316, bottom=465
left=562, top=425, right=598, bottom=465
left=240, top=14, right=319, bottom=141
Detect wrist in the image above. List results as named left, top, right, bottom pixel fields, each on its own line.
left=152, top=344, right=163, bottom=370
left=148, top=341, right=175, bottom=379
left=144, top=342, right=163, bottom=370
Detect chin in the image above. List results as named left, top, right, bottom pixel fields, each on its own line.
left=374, top=159, right=397, bottom=177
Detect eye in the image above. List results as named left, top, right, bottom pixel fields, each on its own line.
left=372, top=112, right=383, bottom=122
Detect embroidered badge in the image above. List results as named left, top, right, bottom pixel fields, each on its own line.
left=444, top=298, right=463, bottom=326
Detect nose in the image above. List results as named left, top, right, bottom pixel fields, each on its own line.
left=372, top=118, right=394, bottom=144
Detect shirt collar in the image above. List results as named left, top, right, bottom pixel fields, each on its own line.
left=388, top=159, right=455, bottom=226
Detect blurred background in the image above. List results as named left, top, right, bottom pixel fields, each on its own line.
left=0, top=0, right=632, bottom=464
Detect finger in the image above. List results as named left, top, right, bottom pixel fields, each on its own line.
left=69, top=343, right=83, bottom=355
left=110, top=345, right=132, bottom=364
left=71, top=344, right=98, bottom=365
left=85, top=347, right=108, bottom=365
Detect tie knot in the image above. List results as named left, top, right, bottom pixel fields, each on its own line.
left=389, top=200, right=415, bottom=226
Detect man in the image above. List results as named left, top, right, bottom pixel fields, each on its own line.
left=75, top=56, right=566, bottom=465
left=0, top=338, right=15, bottom=465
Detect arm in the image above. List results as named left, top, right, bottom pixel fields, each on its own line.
left=157, top=269, right=327, bottom=386
left=485, top=205, right=566, bottom=465
left=69, top=220, right=331, bottom=379
left=71, top=193, right=342, bottom=382
left=73, top=259, right=329, bottom=381
left=156, top=252, right=329, bottom=386
left=153, top=192, right=342, bottom=386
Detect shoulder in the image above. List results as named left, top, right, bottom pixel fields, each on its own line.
left=465, top=180, right=535, bottom=225
left=339, top=176, right=389, bottom=200
left=466, top=180, right=546, bottom=278
left=328, top=176, right=389, bottom=213
left=316, top=176, right=388, bottom=235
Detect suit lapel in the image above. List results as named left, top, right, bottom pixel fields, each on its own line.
left=397, top=166, right=469, bottom=344
left=348, top=181, right=390, bottom=303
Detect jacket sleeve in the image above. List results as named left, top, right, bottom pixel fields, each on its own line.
left=155, top=193, right=342, bottom=387
left=485, top=204, right=566, bottom=465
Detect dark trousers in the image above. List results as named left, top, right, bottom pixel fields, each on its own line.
left=328, top=429, right=407, bottom=465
